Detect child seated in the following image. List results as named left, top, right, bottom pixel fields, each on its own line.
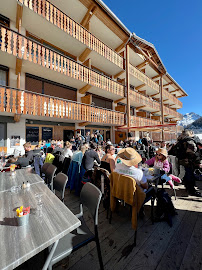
left=145, top=148, right=181, bottom=188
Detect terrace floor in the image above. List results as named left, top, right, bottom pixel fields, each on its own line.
left=18, top=180, right=202, bottom=270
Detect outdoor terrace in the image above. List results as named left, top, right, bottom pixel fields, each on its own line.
left=0, top=86, right=125, bottom=126
left=23, top=182, right=202, bottom=270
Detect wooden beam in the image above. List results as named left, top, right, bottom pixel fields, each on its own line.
left=163, top=82, right=173, bottom=87
left=79, top=48, right=92, bottom=62
left=83, top=58, right=91, bottom=68
left=136, top=60, right=148, bottom=69
left=170, top=89, right=180, bottom=93
left=15, top=58, right=22, bottom=75
left=163, top=99, right=169, bottom=102
left=152, top=74, right=161, bottom=80
left=139, top=90, right=146, bottom=95
left=80, top=4, right=97, bottom=28
left=150, top=93, right=159, bottom=97
left=81, top=94, right=92, bottom=105
left=136, top=105, right=146, bottom=110
left=118, top=78, right=125, bottom=85
left=114, top=70, right=125, bottom=79
left=16, top=3, right=23, bottom=32
left=152, top=111, right=161, bottom=114
left=14, top=114, right=21, bottom=122
left=136, top=84, right=145, bottom=90
left=115, top=38, right=128, bottom=53
left=114, top=97, right=125, bottom=104
left=78, top=122, right=89, bottom=127
left=130, top=43, right=162, bottom=75
left=79, top=84, right=92, bottom=94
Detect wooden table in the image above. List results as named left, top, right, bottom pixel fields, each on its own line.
left=0, top=169, right=43, bottom=193
left=0, top=179, right=81, bottom=270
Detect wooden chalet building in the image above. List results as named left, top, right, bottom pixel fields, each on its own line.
left=0, top=0, right=187, bottom=153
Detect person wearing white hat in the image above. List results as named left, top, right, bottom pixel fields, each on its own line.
left=115, top=148, right=148, bottom=190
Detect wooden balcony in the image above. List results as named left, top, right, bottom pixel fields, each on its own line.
left=18, top=0, right=124, bottom=70
left=130, top=116, right=161, bottom=127
left=129, top=64, right=159, bottom=94
left=130, top=90, right=160, bottom=112
left=0, top=87, right=125, bottom=126
left=163, top=88, right=182, bottom=108
left=163, top=106, right=183, bottom=120
left=0, top=26, right=124, bottom=98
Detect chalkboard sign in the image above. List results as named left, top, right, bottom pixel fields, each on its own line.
left=26, top=126, right=39, bottom=144
left=42, top=127, right=53, bottom=141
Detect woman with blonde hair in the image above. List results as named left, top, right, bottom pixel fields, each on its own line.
left=64, top=141, right=73, bottom=158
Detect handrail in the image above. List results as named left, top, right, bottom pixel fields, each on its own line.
left=130, top=90, right=160, bottom=111
left=18, top=0, right=124, bottom=69
left=129, top=63, right=159, bottom=92
left=0, top=25, right=125, bottom=97
left=130, top=115, right=161, bottom=126
left=0, top=86, right=125, bottom=125
left=163, top=105, right=182, bottom=120
left=0, top=84, right=124, bottom=113
left=163, top=88, right=182, bottom=108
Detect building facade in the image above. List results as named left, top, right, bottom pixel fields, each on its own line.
left=0, top=0, right=187, bottom=154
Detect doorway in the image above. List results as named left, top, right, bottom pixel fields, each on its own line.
left=63, top=130, right=74, bottom=142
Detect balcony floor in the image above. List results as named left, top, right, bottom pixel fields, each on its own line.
left=16, top=181, right=202, bottom=270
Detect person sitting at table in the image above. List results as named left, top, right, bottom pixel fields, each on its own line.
left=101, top=144, right=115, bottom=173
left=114, top=147, right=148, bottom=190
left=44, top=147, right=55, bottom=164
left=63, top=141, right=73, bottom=158
left=82, top=142, right=101, bottom=171
left=144, top=148, right=181, bottom=188
left=23, top=142, right=34, bottom=165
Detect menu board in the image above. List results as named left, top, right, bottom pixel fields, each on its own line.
left=26, top=126, right=39, bottom=144
left=42, top=127, right=53, bottom=141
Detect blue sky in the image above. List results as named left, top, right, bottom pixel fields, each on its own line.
left=103, top=0, right=202, bottom=116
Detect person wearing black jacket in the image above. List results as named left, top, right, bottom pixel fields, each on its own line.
left=82, top=142, right=101, bottom=171
left=169, top=130, right=202, bottom=197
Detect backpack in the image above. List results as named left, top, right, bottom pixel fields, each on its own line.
left=155, top=189, right=177, bottom=227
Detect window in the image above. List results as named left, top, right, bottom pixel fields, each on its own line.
left=0, top=14, right=9, bottom=27
left=0, top=65, right=8, bottom=86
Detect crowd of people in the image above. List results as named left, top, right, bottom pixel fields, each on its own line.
left=1, top=129, right=201, bottom=197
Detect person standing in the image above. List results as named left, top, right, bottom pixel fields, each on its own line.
left=169, top=130, right=202, bottom=197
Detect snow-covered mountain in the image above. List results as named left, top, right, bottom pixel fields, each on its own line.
left=178, top=112, right=201, bottom=127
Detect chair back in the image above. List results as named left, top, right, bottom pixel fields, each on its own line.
left=62, top=157, right=71, bottom=175
left=45, top=164, right=57, bottom=190
left=41, top=163, right=51, bottom=174
left=53, top=173, right=68, bottom=201
left=80, top=182, right=102, bottom=225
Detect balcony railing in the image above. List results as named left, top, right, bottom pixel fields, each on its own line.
left=0, top=87, right=125, bottom=126
left=18, top=0, right=124, bottom=69
left=0, top=26, right=124, bottom=97
left=130, top=90, right=160, bottom=111
left=129, top=64, right=159, bottom=92
left=163, top=88, right=182, bottom=108
left=163, top=106, right=183, bottom=120
left=130, top=116, right=161, bottom=127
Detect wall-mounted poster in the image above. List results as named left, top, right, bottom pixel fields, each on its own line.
left=42, top=127, right=53, bottom=141
left=10, top=136, right=20, bottom=148
left=26, top=126, right=39, bottom=144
